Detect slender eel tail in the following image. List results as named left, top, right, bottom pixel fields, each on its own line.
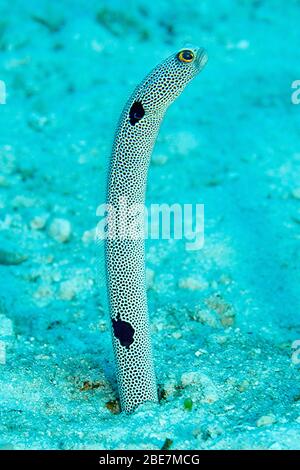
left=104, top=47, right=208, bottom=413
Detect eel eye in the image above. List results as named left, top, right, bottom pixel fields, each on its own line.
left=177, top=49, right=194, bottom=63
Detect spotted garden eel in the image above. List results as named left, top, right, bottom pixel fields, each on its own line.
left=104, top=47, right=208, bottom=413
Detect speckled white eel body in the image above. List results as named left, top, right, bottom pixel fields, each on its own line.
left=105, top=47, right=208, bottom=413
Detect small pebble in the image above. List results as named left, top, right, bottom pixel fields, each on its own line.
left=33, top=284, right=54, bottom=307
left=224, top=404, right=235, bottom=411
left=81, top=228, right=96, bottom=244
left=0, top=248, right=28, bottom=265
left=59, top=280, right=76, bottom=301
left=35, top=354, right=50, bottom=361
left=181, top=371, right=218, bottom=403
left=190, top=308, right=218, bottom=328
left=205, top=424, right=224, bottom=438
left=205, top=294, right=236, bottom=327
left=30, top=214, right=48, bottom=230
left=256, top=414, right=276, bottom=427
left=48, top=218, right=72, bottom=243
left=162, top=379, right=177, bottom=398
left=212, top=334, right=228, bottom=345
left=172, top=332, right=182, bottom=339
left=237, top=380, right=250, bottom=392
left=178, top=276, right=208, bottom=291
left=195, top=349, right=208, bottom=357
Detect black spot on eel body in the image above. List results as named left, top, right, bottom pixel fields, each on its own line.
left=112, top=314, right=135, bottom=349
left=129, top=101, right=145, bottom=125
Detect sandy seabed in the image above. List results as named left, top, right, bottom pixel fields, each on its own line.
left=0, top=0, right=300, bottom=450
